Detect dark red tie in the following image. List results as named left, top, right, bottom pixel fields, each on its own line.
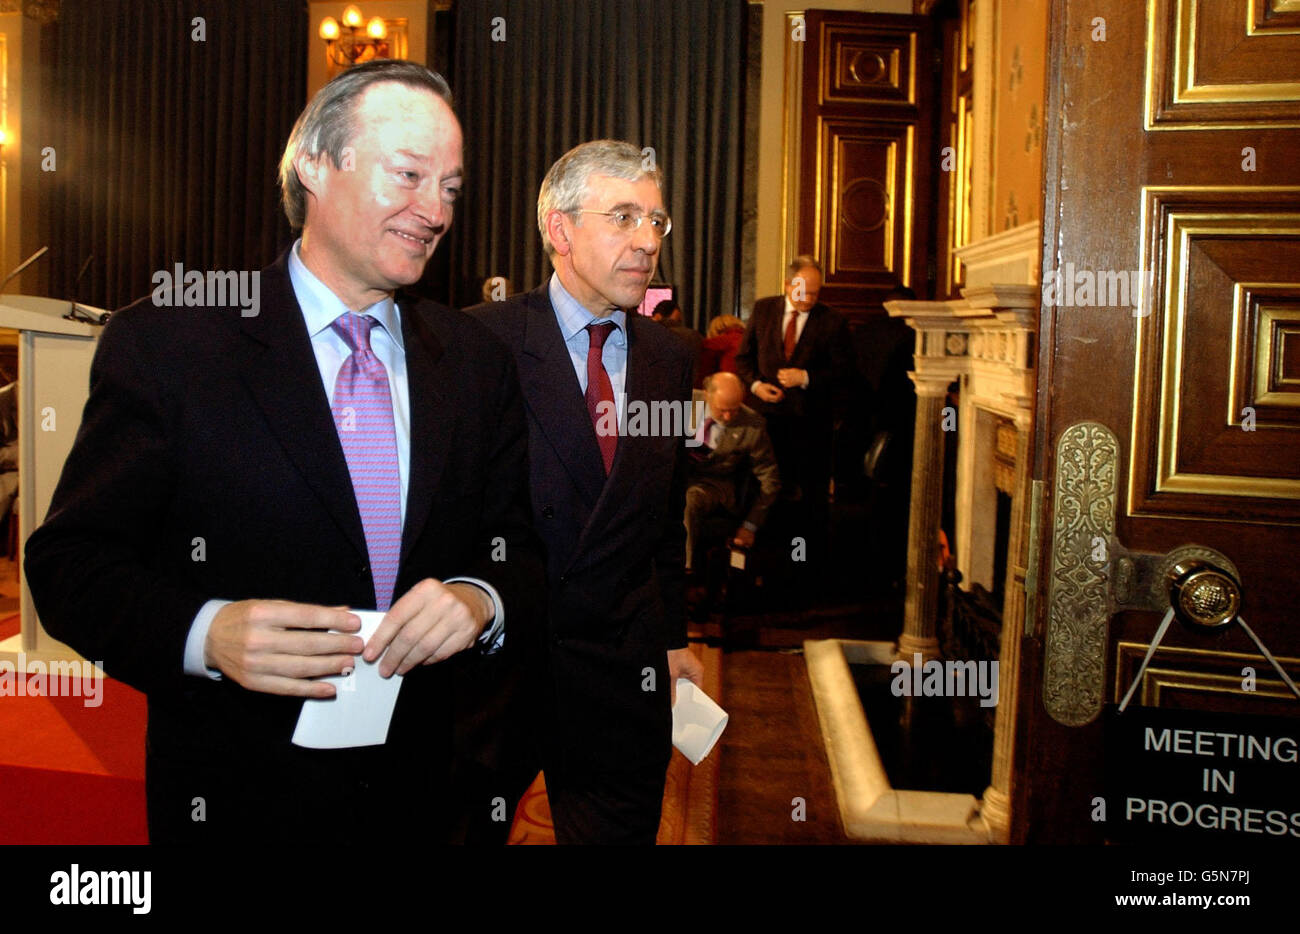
left=783, top=310, right=802, bottom=360
left=585, top=322, right=618, bottom=474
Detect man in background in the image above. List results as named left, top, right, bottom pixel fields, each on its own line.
left=684, top=371, right=780, bottom=573
left=735, top=256, right=853, bottom=568
left=25, top=60, right=542, bottom=843
left=472, top=139, right=703, bottom=844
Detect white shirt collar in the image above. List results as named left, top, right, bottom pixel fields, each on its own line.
left=288, top=238, right=403, bottom=349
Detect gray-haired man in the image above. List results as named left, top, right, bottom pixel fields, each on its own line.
left=25, top=60, right=544, bottom=843
left=471, top=139, right=703, bottom=845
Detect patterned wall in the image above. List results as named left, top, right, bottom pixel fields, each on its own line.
left=990, top=0, right=1047, bottom=232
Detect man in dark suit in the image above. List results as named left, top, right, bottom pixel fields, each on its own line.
left=735, top=256, right=853, bottom=564
left=471, top=139, right=703, bottom=845
left=684, top=371, right=781, bottom=570
left=24, top=61, right=543, bottom=844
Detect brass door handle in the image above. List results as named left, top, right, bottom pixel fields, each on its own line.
left=1167, top=559, right=1242, bottom=631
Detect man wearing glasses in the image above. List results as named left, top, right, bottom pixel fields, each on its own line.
left=471, top=139, right=703, bottom=844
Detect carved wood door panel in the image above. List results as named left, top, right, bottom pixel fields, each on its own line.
left=791, top=11, right=935, bottom=318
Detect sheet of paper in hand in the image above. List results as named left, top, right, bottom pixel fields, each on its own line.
left=293, top=610, right=403, bottom=749
left=672, top=678, right=729, bottom=764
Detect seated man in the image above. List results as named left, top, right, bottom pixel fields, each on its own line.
left=685, top=371, right=781, bottom=574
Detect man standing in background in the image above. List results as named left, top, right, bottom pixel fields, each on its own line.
left=735, top=256, right=854, bottom=570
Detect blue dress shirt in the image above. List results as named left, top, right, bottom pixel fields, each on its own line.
left=548, top=272, right=628, bottom=429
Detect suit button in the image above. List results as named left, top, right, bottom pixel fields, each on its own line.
left=358, top=564, right=369, bottom=578
left=553, top=636, right=564, bottom=647
left=542, top=505, right=555, bottom=519
left=558, top=574, right=567, bottom=584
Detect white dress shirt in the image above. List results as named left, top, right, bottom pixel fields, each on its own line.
left=749, top=296, right=811, bottom=394
left=182, top=240, right=504, bottom=678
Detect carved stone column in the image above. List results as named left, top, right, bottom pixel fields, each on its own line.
left=981, top=409, right=1033, bottom=843
left=886, top=301, right=970, bottom=663
left=897, top=377, right=949, bottom=661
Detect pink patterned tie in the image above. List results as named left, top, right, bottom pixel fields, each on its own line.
left=331, top=313, right=401, bottom=610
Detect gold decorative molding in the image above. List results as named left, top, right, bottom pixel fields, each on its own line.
left=1247, top=0, right=1300, bottom=35
left=780, top=11, right=805, bottom=289
left=1044, top=422, right=1118, bottom=726
left=1146, top=0, right=1300, bottom=130
left=822, top=31, right=914, bottom=105
left=1229, top=284, right=1300, bottom=419
left=1155, top=217, right=1300, bottom=497
left=1115, top=640, right=1300, bottom=707
left=1132, top=186, right=1300, bottom=521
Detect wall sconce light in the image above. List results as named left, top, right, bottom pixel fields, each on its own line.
left=318, top=5, right=391, bottom=68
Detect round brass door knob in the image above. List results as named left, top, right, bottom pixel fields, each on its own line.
left=1167, top=559, right=1242, bottom=630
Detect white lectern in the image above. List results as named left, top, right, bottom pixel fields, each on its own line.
left=0, top=295, right=105, bottom=670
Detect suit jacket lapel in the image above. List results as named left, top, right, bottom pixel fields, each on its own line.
left=517, top=286, right=606, bottom=510
left=568, top=313, right=670, bottom=565
left=396, top=293, right=453, bottom=566
left=768, top=300, right=787, bottom=364
left=791, top=302, right=825, bottom=365
left=237, top=252, right=368, bottom=563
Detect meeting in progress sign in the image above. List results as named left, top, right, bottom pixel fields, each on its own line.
left=1105, top=705, right=1300, bottom=842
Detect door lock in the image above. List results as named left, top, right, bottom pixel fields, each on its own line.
left=1167, top=559, right=1242, bottom=630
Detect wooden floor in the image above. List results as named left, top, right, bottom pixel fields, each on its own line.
left=716, top=647, right=848, bottom=843
left=707, top=587, right=905, bottom=845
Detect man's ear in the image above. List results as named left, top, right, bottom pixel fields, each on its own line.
left=294, top=152, right=326, bottom=199
left=545, top=210, right=572, bottom=258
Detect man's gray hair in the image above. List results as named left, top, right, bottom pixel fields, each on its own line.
left=278, top=60, right=454, bottom=229
left=536, top=140, right=664, bottom=257
left=787, top=254, right=822, bottom=279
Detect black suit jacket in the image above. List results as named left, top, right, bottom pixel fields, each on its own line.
left=734, top=295, right=853, bottom=423
left=24, top=250, right=544, bottom=839
left=470, top=285, right=693, bottom=778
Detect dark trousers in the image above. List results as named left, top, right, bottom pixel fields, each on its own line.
left=145, top=740, right=451, bottom=845
left=544, top=765, right=669, bottom=845
left=684, top=478, right=740, bottom=571
left=765, top=413, right=832, bottom=564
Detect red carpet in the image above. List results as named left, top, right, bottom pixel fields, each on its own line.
left=0, top=674, right=148, bottom=844
left=1, top=642, right=721, bottom=845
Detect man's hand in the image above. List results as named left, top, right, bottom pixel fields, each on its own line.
left=732, top=526, right=756, bottom=549
left=753, top=381, right=785, bottom=403
left=364, top=579, right=492, bottom=678
left=776, top=367, right=807, bottom=389
left=206, top=600, right=363, bottom=698
left=668, top=646, right=705, bottom=706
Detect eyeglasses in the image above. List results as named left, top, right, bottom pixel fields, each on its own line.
left=572, top=209, right=672, bottom=239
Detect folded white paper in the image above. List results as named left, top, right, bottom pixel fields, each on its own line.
left=292, top=610, right=403, bottom=749
left=672, top=678, right=729, bottom=765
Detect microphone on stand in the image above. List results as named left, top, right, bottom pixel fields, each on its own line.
left=0, top=246, right=49, bottom=294
left=66, top=254, right=109, bottom=325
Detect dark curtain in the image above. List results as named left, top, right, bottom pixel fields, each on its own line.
left=47, top=0, right=306, bottom=311
left=444, top=0, right=746, bottom=327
